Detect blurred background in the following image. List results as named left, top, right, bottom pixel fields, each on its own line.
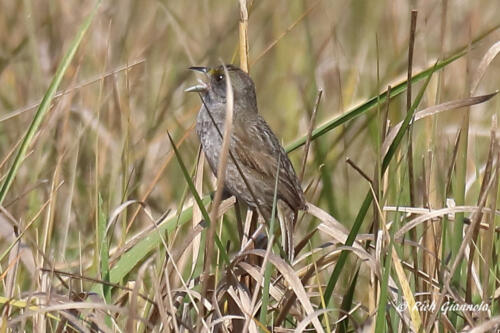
left=1, top=0, right=499, bottom=228
left=0, top=0, right=499, bottom=330
left=0, top=0, right=500, bottom=220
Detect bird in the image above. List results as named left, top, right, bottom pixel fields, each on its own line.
left=185, top=64, right=306, bottom=260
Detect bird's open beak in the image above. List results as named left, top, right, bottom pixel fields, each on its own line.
left=188, top=66, right=209, bottom=73
left=185, top=67, right=209, bottom=93
left=184, top=81, right=208, bottom=93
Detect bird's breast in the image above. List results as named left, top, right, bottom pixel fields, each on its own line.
left=196, top=107, right=226, bottom=174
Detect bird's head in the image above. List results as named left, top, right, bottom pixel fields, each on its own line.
left=185, top=64, right=257, bottom=112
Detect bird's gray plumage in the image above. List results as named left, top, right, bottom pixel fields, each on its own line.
left=193, top=65, right=305, bottom=221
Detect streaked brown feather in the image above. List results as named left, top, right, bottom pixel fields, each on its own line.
left=231, top=117, right=306, bottom=214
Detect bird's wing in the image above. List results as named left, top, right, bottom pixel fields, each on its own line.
left=231, top=116, right=305, bottom=210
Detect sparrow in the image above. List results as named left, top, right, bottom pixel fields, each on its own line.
left=186, top=64, right=306, bottom=259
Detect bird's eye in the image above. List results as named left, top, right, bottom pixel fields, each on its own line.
left=215, top=74, right=224, bottom=82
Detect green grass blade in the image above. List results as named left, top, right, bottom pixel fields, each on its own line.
left=97, top=193, right=111, bottom=303
left=382, top=61, right=439, bottom=170
left=259, top=154, right=281, bottom=329
left=323, top=192, right=372, bottom=307
left=286, top=48, right=466, bottom=154
left=338, top=268, right=360, bottom=333
left=90, top=138, right=224, bottom=293
left=0, top=1, right=101, bottom=205
left=286, top=22, right=500, bottom=154
left=374, top=244, right=392, bottom=332
left=90, top=196, right=210, bottom=292
left=323, top=62, right=438, bottom=308
left=167, top=132, right=229, bottom=264
left=97, top=193, right=112, bottom=327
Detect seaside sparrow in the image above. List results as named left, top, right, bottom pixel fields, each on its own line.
left=185, top=64, right=306, bottom=257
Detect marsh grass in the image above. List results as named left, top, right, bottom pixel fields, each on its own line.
left=0, top=1, right=499, bottom=332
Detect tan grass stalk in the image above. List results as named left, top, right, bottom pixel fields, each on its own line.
left=197, top=64, right=234, bottom=331
left=238, top=0, right=249, bottom=73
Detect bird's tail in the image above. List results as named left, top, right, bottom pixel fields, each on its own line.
left=278, top=203, right=298, bottom=262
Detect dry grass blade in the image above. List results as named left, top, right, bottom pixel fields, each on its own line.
left=413, top=92, right=497, bottom=122
left=306, top=202, right=352, bottom=244
left=382, top=92, right=498, bottom=157
left=238, top=0, right=249, bottom=72
left=0, top=1, right=101, bottom=205
left=158, top=1, right=196, bottom=65
left=346, top=158, right=372, bottom=184
left=251, top=0, right=321, bottom=66
left=467, top=316, right=500, bottom=333
left=299, top=89, right=322, bottom=183
left=244, top=243, right=272, bottom=331
left=390, top=247, right=422, bottom=331
left=235, top=249, right=324, bottom=332
left=254, top=153, right=281, bottom=330
left=394, top=205, right=500, bottom=240
left=0, top=59, right=145, bottom=123
left=0, top=197, right=51, bottom=265
left=105, top=199, right=144, bottom=236
left=2, top=1, right=499, bottom=331
left=209, top=315, right=246, bottom=330
left=466, top=114, right=498, bottom=309
left=198, top=63, right=234, bottom=329
left=192, top=150, right=205, bottom=274
left=237, top=262, right=284, bottom=301
left=406, top=9, right=418, bottom=208
left=481, top=116, right=498, bottom=316
left=406, top=11, right=422, bottom=303
left=470, top=40, right=500, bottom=94
left=209, top=64, right=234, bottom=239
left=124, top=123, right=194, bottom=234
left=126, top=257, right=153, bottom=332
left=296, top=309, right=333, bottom=333
left=425, top=167, right=498, bottom=330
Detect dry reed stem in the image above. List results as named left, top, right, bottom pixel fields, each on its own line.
left=197, top=64, right=234, bottom=331
left=238, top=0, right=249, bottom=73
left=299, top=89, right=322, bottom=184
